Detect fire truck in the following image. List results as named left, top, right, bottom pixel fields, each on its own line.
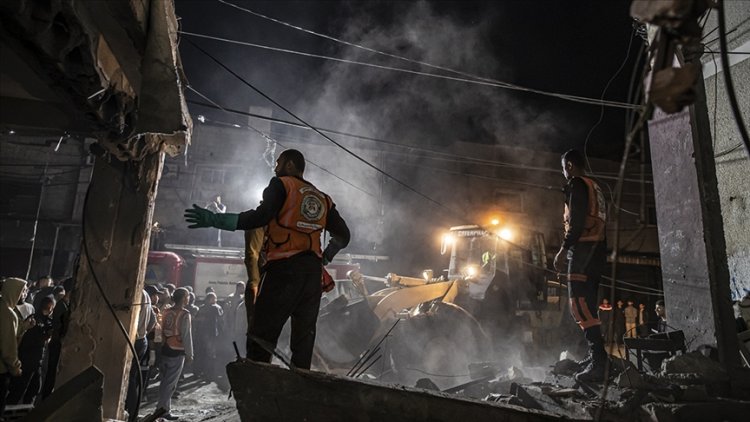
left=146, top=244, right=370, bottom=300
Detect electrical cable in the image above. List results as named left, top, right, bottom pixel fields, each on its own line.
left=716, top=0, right=750, bottom=158
left=81, top=179, right=144, bottom=422
left=262, top=126, right=654, bottom=186
left=714, top=143, right=744, bottom=158
left=584, top=26, right=636, bottom=174
left=704, top=46, right=720, bottom=150
left=594, top=103, right=653, bottom=422
left=583, top=28, right=650, bottom=220
left=188, top=101, right=654, bottom=185
left=186, top=85, right=376, bottom=198
left=214, top=0, right=640, bottom=110
left=183, top=38, right=464, bottom=218
left=179, top=31, right=638, bottom=110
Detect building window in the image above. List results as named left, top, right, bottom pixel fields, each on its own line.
left=200, top=168, right=225, bottom=185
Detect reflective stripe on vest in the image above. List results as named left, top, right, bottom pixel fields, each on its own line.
left=564, top=176, right=606, bottom=242
left=265, top=176, right=331, bottom=262
left=162, top=308, right=185, bottom=350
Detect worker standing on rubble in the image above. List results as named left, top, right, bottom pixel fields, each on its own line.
left=184, top=149, right=350, bottom=369
left=157, top=287, right=193, bottom=421
left=554, top=149, right=608, bottom=382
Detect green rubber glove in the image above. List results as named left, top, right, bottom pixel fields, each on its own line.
left=184, top=204, right=239, bottom=231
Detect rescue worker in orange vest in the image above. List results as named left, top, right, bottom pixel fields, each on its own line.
left=553, top=149, right=609, bottom=382
left=157, top=288, right=193, bottom=421
left=184, top=149, right=350, bottom=369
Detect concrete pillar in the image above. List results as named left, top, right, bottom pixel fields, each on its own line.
left=647, top=54, right=741, bottom=378
left=57, top=146, right=164, bottom=419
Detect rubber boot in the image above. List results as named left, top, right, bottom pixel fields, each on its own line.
left=575, top=325, right=608, bottom=382
left=575, top=350, right=593, bottom=370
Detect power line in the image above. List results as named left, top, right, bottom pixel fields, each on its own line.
left=717, top=0, right=750, bottom=158
left=179, top=30, right=638, bottom=110
left=215, top=0, right=639, bottom=110
left=583, top=26, right=636, bottom=173
left=187, top=100, right=653, bottom=185
left=183, top=38, right=461, bottom=217
left=186, top=85, right=376, bottom=198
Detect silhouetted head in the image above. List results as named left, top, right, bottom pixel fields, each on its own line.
left=275, top=149, right=305, bottom=177
left=561, top=149, right=585, bottom=180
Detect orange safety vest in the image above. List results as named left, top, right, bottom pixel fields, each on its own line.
left=564, top=176, right=606, bottom=242
left=264, top=176, right=331, bottom=262
left=162, top=308, right=187, bottom=350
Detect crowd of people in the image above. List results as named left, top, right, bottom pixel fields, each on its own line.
left=596, top=298, right=668, bottom=346
left=125, top=281, right=251, bottom=420
left=3, top=149, right=351, bottom=421
left=0, top=275, right=72, bottom=419
left=0, top=274, right=253, bottom=421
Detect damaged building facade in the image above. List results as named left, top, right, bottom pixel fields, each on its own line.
left=1, top=0, right=191, bottom=420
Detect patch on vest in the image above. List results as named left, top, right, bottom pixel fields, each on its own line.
left=300, top=194, right=325, bottom=221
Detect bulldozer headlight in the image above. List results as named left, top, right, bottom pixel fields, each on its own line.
left=498, top=228, right=514, bottom=241
left=463, top=265, right=478, bottom=278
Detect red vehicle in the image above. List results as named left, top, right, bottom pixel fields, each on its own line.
left=146, top=245, right=365, bottom=299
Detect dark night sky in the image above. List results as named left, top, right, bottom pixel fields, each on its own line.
left=176, top=0, right=643, bottom=160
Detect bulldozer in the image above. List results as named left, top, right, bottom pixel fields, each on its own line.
left=313, top=223, right=573, bottom=388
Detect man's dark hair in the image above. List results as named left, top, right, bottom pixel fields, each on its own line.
left=562, top=149, right=586, bottom=169
left=655, top=300, right=665, bottom=307
left=173, top=287, right=189, bottom=305
left=39, top=295, right=56, bottom=311
left=279, top=149, right=306, bottom=173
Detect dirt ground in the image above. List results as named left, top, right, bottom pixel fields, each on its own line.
left=138, top=374, right=240, bottom=422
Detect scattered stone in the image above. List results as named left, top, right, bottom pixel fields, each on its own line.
left=509, top=382, right=593, bottom=419
left=507, top=366, right=525, bottom=380
left=640, top=400, right=750, bottom=422
left=609, top=356, right=637, bottom=377
left=616, top=366, right=647, bottom=389
left=468, top=362, right=499, bottom=379
left=551, top=359, right=580, bottom=376
left=661, top=352, right=728, bottom=382
left=677, top=384, right=709, bottom=402
left=415, top=378, right=440, bottom=391
left=484, top=393, right=525, bottom=407
left=544, top=387, right=578, bottom=398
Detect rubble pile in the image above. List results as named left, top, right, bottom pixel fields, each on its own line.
left=431, top=352, right=749, bottom=421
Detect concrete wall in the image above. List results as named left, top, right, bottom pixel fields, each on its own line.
left=701, top=4, right=750, bottom=300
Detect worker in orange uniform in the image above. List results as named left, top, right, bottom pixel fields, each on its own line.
left=554, top=149, right=609, bottom=382
left=157, top=288, right=193, bottom=420
left=185, top=149, right=350, bottom=369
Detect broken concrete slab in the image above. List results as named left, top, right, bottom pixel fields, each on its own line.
left=551, top=359, right=580, bottom=377
left=640, top=400, right=750, bottom=422
left=509, top=383, right=592, bottom=420
left=21, top=366, right=103, bottom=422
left=414, top=378, right=440, bottom=391
left=661, top=352, right=728, bottom=382
left=226, top=360, right=570, bottom=422
left=615, top=366, right=647, bottom=389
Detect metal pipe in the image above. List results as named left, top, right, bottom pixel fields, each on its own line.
left=26, top=163, right=48, bottom=280
left=640, top=129, right=647, bottom=222
left=48, top=225, right=61, bottom=276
